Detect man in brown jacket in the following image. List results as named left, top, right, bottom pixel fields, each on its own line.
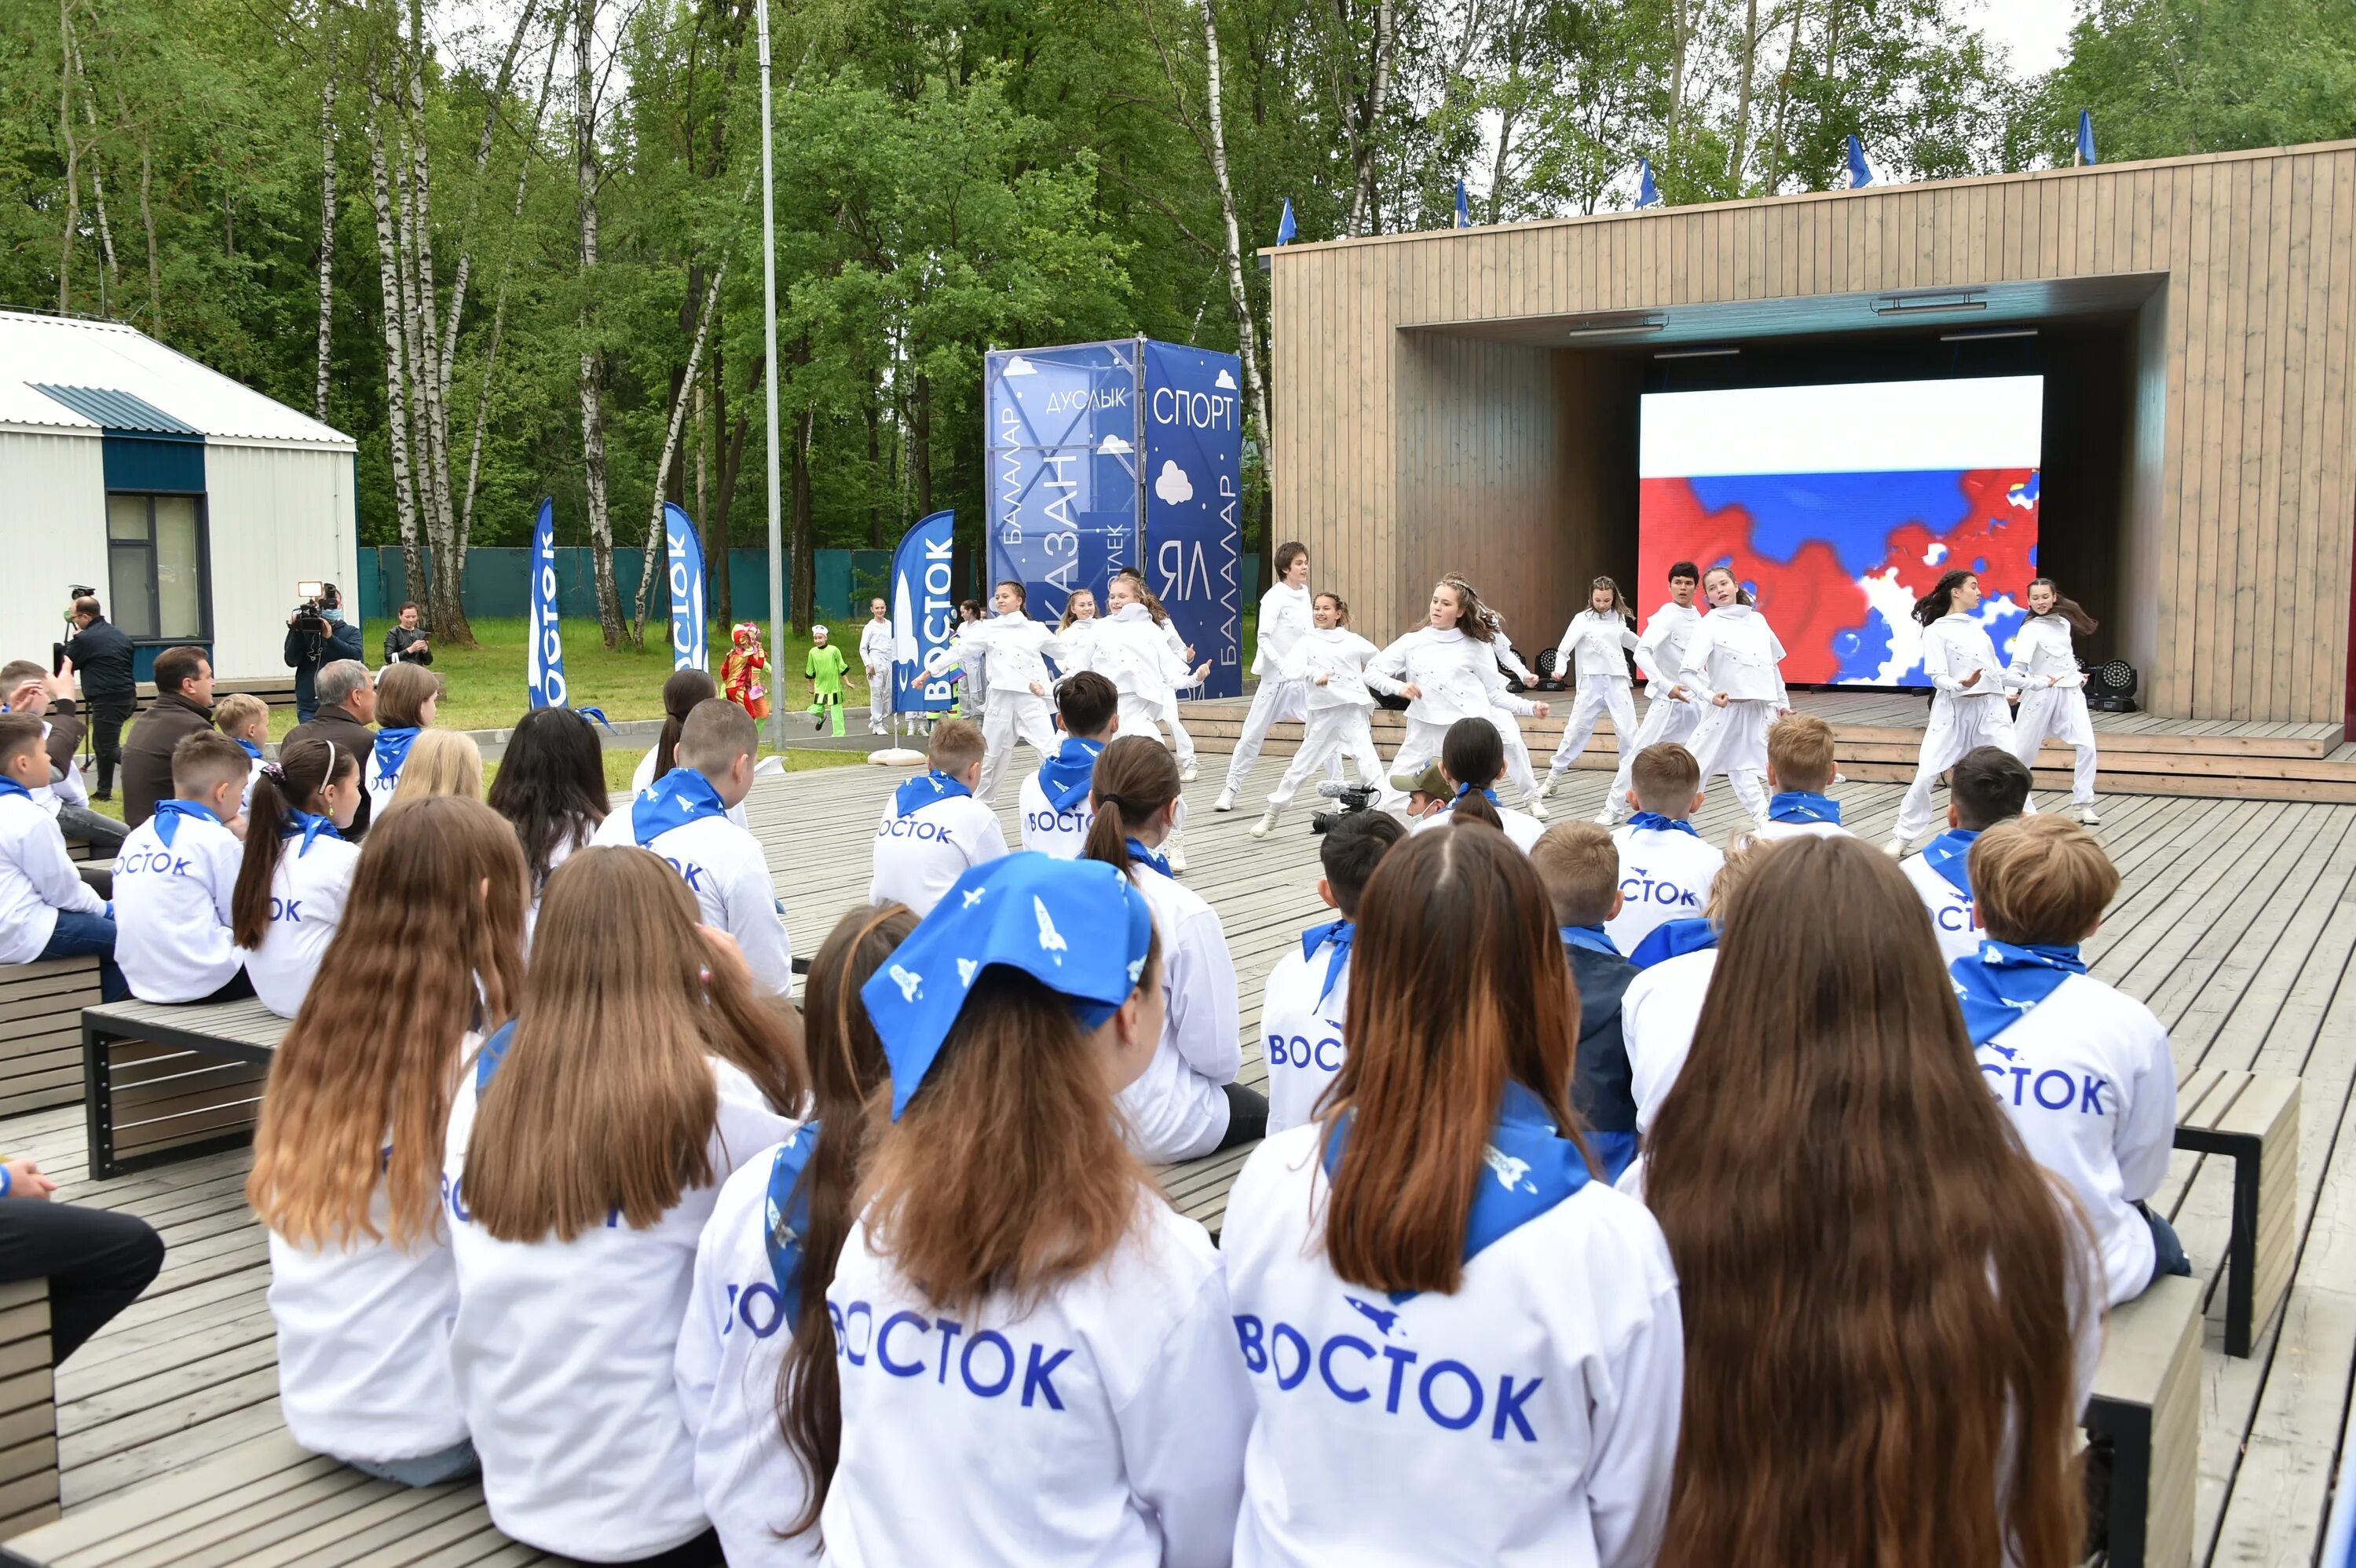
left=119, top=647, right=217, bottom=830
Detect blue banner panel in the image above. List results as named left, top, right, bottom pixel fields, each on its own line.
left=526, top=499, right=567, bottom=710
left=662, top=503, right=709, bottom=674
left=891, top=510, right=960, bottom=713
left=985, top=342, right=1140, bottom=624
left=1140, top=342, right=1245, bottom=700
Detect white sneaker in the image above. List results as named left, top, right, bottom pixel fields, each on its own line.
left=1539, top=772, right=1563, bottom=800
left=1180, top=763, right=1198, bottom=783
left=1527, top=796, right=1549, bottom=821
left=1593, top=806, right=1616, bottom=825
left=1168, top=846, right=1188, bottom=872
left=2079, top=804, right=2102, bottom=826
left=1882, top=835, right=1907, bottom=858
left=1249, top=810, right=1279, bottom=839
left=1213, top=789, right=1236, bottom=813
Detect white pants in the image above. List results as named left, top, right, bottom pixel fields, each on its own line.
left=865, top=665, right=891, bottom=734
left=1221, top=677, right=1312, bottom=793
left=1143, top=699, right=1198, bottom=767
left=1380, top=716, right=1456, bottom=813
left=1897, top=693, right=2019, bottom=840
left=1607, top=692, right=1707, bottom=816
left=979, top=693, right=1059, bottom=803
left=2013, top=685, right=2099, bottom=805
left=1687, top=699, right=1778, bottom=821
left=1268, top=707, right=1385, bottom=812
left=1111, top=693, right=1191, bottom=861
left=1493, top=711, right=1541, bottom=806
left=1548, top=679, right=1637, bottom=776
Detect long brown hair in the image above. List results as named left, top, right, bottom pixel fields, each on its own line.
left=1058, top=587, right=1098, bottom=631
left=462, top=848, right=806, bottom=1241
left=373, top=660, right=438, bottom=729
left=246, top=797, right=528, bottom=1248
left=232, top=738, right=359, bottom=948
left=1434, top=574, right=1497, bottom=642
left=656, top=669, right=719, bottom=780
left=1082, top=734, right=1180, bottom=873
left=859, top=933, right=1162, bottom=1315
left=1644, top=836, right=2089, bottom=1568
left=2025, top=576, right=2099, bottom=637
left=1322, top=824, right=1587, bottom=1293
left=1111, top=569, right=1172, bottom=626
left=777, top=903, right=918, bottom=1541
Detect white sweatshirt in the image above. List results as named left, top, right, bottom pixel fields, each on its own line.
left=819, top=1196, right=1252, bottom=1568
left=1633, top=602, right=1704, bottom=697
left=1221, top=1124, right=1684, bottom=1568
left=0, top=791, right=104, bottom=964
left=1677, top=605, right=1789, bottom=707
left=868, top=784, right=1008, bottom=917
left=1410, top=802, right=1546, bottom=853
left=444, top=1054, right=794, bottom=1562
left=1492, top=634, right=1538, bottom=688
left=1019, top=771, right=1097, bottom=860
left=2005, top=614, right=2086, bottom=690
left=1082, top=607, right=1198, bottom=707
left=858, top=617, right=895, bottom=671
left=1901, top=851, right=1981, bottom=967
left=1622, top=948, right=1716, bottom=1135
left=591, top=808, right=792, bottom=996
left=1279, top=628, right=1381, bottom=711
left=1604, top=824, right=1723, bottom=957
left=1921, top=612, right=2008, bottom=700
left=1366, top=628, right=1535, bottom=728
left=1554, top=610, right=1640, bottom=685
left=1977, top=974, right=2178, bottom=1306
left=112, top=806, right=244, bottom=1002
left=1260, top=937, right=1350, bottom=1136
left=1252, top=582, right=1316, bottom=678
left=243, top=833, right=363, bottom=1018
left=1116, top=861, right=1241, bottom=1163
left=930, top=612, right=1064, bottom=697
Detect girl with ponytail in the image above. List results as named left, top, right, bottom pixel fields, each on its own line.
left=1364, top=576, right=1548, bottom=814
left=232, top=738, right=364, bottom=1018
left=2006, top=576, right=2103, bottom=824
left=1084, top=736, right=1264, bottom=1160
left=1890, top=568, right=2021, bottom=856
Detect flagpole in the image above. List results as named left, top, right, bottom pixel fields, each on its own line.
left=755, top=0, right=786, bottom=751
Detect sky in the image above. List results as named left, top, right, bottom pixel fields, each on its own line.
left=1974, top=0, right=2081, bottom=76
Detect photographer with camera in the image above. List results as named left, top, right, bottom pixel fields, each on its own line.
left=382, top=601, right=433, bottom=667
left=284, top=584, right=364, bottom=724
left=58, top=594, right=134, bottom=800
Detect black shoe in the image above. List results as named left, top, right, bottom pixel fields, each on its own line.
left=92, top=790, right=112, bottom=802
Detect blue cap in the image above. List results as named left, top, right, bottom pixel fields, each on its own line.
left=862, top=853, right=1157, bottom=1120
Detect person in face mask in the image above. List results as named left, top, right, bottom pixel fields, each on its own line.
left=284, top=583, right=366, bottom=724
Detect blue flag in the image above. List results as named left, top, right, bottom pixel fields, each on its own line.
left=1637, top=157, right=1662, bottom=209
left=663, top=503, right=708, bottom=674
left=891, top=510, right=959, bottom=715
left=527, top=498, right=566, bottom=711
left=1846, top=133, right=1875, bottom=189
left=2076, top=109, right=2098, bottom=167
left=1275, top=199, right=1297, bottom=246
left=1454, top=181, right=1472, bottom=228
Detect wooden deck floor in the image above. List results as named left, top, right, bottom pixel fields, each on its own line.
left=18, top=758, right=2356, bottom=1565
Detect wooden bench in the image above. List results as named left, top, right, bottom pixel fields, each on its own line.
left=0, top=1430, right=555, bottom=1567
left=0, top=964, right=100, bottom=1121
left=2083, top=1272, right=2201, bottom=1568
left=2174, top=1067, right=2299, bottom=1358
left=80, top=999, right=285, bottom=1182
left=0, top=1281, right=58, bottom=1546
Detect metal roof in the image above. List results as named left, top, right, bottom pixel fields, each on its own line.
left=0, top=309, right=354, bottom=448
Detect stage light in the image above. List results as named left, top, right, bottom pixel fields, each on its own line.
left=2086, top=659, right=2139, bottom=712
left=1871, top=291, right=1985, bottom=316
left=1940, top=327, right=2039, bottom=342
left=1655, top=346, right=1740, bottom=360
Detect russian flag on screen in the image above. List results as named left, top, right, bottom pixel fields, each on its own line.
left=1636, top=376, right=2043, bottom=688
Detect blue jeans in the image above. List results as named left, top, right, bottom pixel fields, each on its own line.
left=348, top=1439, right=479, bottom=1487
left=36, top=911, right=126, bottom=1002
left=2140, top=1201, right=2193, bottom=1291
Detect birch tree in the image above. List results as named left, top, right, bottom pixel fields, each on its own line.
left=315, top=22, right=338, bottom=425
left=576, top=0, right=624, bottom=648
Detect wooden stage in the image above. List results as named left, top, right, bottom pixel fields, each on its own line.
left=15, top=744, right=2356, bottom=1565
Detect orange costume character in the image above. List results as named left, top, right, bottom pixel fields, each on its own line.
left=721, top=622, right=771, bottom=720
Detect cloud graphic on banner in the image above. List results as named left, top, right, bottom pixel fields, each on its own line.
left=1154, top=460, right=1194, bottom=506
left=1214, top=369, right=1237, bottom=389
left=1001, top=356, right=1037, bottom=376
left=1097, top=433, right=1133, bottom=455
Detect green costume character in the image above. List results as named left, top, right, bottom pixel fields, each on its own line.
left=806, top=629, right=849, bottom=736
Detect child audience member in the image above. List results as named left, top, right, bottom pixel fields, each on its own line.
left=635, top=669, right=750, bottom=830
left=1746, top=714, right=1849, bottom=843
left=1532, top=821, right=1641, bottom=1181
left=1257, top=810, right=1403, bottom=1135
left=387, top=729, right=481, bottom=807
left=1620, top=843, right=1760, bottom=1134
left=1642, top=836, right=2096, bottom=1568
left=1221, top=825, right=1681, bottom=1563
left=214, top=693, right=270, bottom=813
left=1605, top=743, right=1724, bottom=957
left=1958, top=816, right=2185, bottom=1305
left=1084, top=736, right=1262, bottom=1160
left=232, top=739, right=365, bottom=1018
left=247, top=798, right=527, bottom=1485
left=677, top=903, right=916, bottom=1568
left=868, top=719, right=1007, bottom=916
left=366, top=662, right=439, bottom=819
left=1902, top=746, right=2032, bottom=966
left=1020, top=671, right=1118, bottom=858
left=0, top=715, right=121, bottom=998
left=1403, top=717, right=1544, bottom=850
left=486, top=706, right=609, bottom=918
left=593, top=699, right=795, bottom=996
left=445, top=847, right=802, bottom=1563
left=113, top=730, right=251, bottom=1003
left=806, top=626, right=849, bottom=737
left=826, top=853, right=1251, bottom=1563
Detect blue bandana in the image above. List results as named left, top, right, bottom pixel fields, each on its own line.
left=1454, top=782, right=1501, bottom=806
left=0, top=778, right=28, bottom=804
left=1036, top=737, right=1106, bottom=813
left=894, top=769, right=973, bottom=817
left=1125, top=838, right=1173, bottom=879
left=150, top=798, right=222, bottom=848
left=281, top=809, right=342, bottom=856
left=1951, top=941, right=2087, bottom=1048
left=1922, top=827, right=1979, bottom=898
left=475, top=1020, right=518, bottom=1091
left=1630, top=916, right=1718, bottom=970
left=1321, top=1080, right=1592, bottom=1304
left=233, top=738, right=264, bottom=761
left=1766, top=791, right=1841, bottom=825
left=862, top=853, right=1157, bottom=1120
left=371, top=727, right=419, bottom=791
left=763, top=1124, right=821, bottom=1325
left=632, top=767, right=730, bottom=845
left=1625, top=811, right=1699, bottom=838
left=1301, top=919, right=1353, bottom=1007
left=1558, top=924, right=1621, bottom=958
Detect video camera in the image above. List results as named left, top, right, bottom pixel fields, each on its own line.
left=1310, top=780, right=1379, bottom=835
left=289, top=580, right=333, bottom=637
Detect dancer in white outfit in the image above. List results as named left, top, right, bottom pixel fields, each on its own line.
left=1480, top=616, right=1548, bottom=817
left=1576, top=561, right=1706, bottom=824
left=1074, top=576, right=1209, bottom=872
left=1251, top=593, right=1386, bottom=838
left=922, top=581, right=1064, bottom=805
left=857, top=598, right=894, bottom=736
left=1216, top=543, right=1316, bottom=812
left=1130, top=575, right=1209, bottom=780
left=1679, top=566, right=1791, bottom=827
left=1890, top=569, right=2020, bottom=855
left=2007, top=577, right=2102, bottom=825
left=1365, top=576, right=1548, bottom=812
left=1543, top=577, right=1641, bottom=813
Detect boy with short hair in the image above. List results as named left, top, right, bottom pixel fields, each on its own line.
left=1748, top=714, right=1849, bottom=843
left=112, top=730, right=252, bottom=1003
left=868, top=719, right=1008, bottom=916
left=1021, top=671, right=1119, bottom=858
left=1903, top=746, right=2032, bottom=965
left=591, top=699, right=794, bottom=995
left=1605, top=742, right=1724, bottom=956
left=214, top=693, right=271, bottom=813
left=1955, top=815, right=2182, bottom=1305
left=0, top=715, right=123, bottom=999
left=0, top=660, right=124, bottom=850
left=1257, top=810, right=1403, bottom=1135
left=1530, top=821, right=1639, bottom=1180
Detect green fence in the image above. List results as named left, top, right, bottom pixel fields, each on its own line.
left=357, top=547, right=890, bottom=627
